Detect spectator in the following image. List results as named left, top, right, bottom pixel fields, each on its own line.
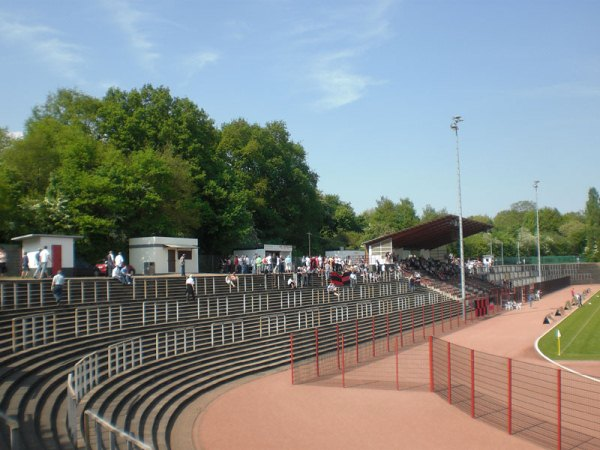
left=115, top=252, right=124, bottom=268
left=112, top=266, right=125, bottom=284
left=285, top=254, right=292, bottom=273
left=186, top=275, right=196, bottom=302
left=327, top=282, right=339, bottom=297
left=120, top=266, right=133, bottom=285
left=179, top=254, right=186, bottom=276
left=225, top=273, right=237, bottom=289
left=0, top=247, right=7, bottom=276
left=32, top=249, right=41, bottom=278
left=51, top=269, right=65, bottom=305
left=106, top=251, right=115, bottom=278
left=21, top=251, right=30, bottom=278
left=350, top=271, right=357, bottom=288
left=287, top=277, right=296, bottom=289
left=35, top=246, right=51, bottom=279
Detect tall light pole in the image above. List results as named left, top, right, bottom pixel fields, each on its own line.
left=451, top=116, right=466, bottom=319
left=307, top=232, right=312, bottom=258
left=533, top=181, right=542, bottom=283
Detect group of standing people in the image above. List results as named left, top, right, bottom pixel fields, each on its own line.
left=19, top=246, right=52, bottom=279
left=107, top=250, right=132, bottom=284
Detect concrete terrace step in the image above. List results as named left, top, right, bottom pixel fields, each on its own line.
left=0, top=274, right=457, bottom=450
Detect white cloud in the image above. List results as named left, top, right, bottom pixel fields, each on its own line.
left=100, top=0, right=160, bottom=70
left=184, top=51, right=219, bottom=71
left=291, top=0, right=396, bottom=109
left=313, top=68, right=373, bottom=109
left=8, top=131, right=24, bottom=139
left=180, top=51, right=219, bottom=84
left=0, top=14, right=83, bottom=80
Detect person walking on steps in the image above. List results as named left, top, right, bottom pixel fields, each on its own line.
left=186, top=275, right=196, bottom=302
left=51, top=270, right=65, bottom=306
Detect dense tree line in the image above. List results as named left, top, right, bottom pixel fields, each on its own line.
left=0, top=85, right=599, bottom=263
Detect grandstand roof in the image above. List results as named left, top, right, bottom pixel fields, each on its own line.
left=363, top=214, right=492, bottom=250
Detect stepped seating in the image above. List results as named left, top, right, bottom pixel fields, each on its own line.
left=0, top=273, right=463, bottom=450
left=81, top=297, right=464, bottom=449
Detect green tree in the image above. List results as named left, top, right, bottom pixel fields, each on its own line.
left=420, top=204, right=448, bottom=223
left=218, top=119, right=321, bottom=253
left=361, top=197, right=418, bottom=241
left=584, top=188, right=600, bottom=261
left=319, top=193, right=362, bottom=250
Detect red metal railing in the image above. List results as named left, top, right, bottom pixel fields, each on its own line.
left=291, top=317, right=600, bottom=450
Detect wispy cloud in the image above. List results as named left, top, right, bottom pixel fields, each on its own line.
left=312, top=68, right=374, bottom=109
left=100, top=0, right=160, bottom=70
left=0, top=14, right=83, bottom=80
left=291, top=0, right=396, bottom=110
left=180, top=51, right=219, bottom=84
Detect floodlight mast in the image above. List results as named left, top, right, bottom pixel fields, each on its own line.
left=533, top=181, right=542, bottom=283
left=451, top=116, right=466, bottom=320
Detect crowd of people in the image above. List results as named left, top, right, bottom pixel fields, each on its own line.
left=107, top=250, right=133, bottom=285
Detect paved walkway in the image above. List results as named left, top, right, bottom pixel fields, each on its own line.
left=175, top=284, right=600, bottom=450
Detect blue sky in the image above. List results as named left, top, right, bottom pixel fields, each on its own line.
left=1, top=0, right=599, bottom=218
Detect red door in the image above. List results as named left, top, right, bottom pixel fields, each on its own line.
left=51, top=245, right=62, bottom=275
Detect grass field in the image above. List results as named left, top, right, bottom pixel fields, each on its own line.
left=538, top=291, right=600, bottom=360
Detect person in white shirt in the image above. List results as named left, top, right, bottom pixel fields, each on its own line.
left=115, top=252, right=124, bottom=268
left=36, top=246, right=51, bottom=279
left=51, top=270, right=65, bottom=305
left=186, top=275, right=196, bottom=301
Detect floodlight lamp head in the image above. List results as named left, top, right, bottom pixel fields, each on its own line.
left=450, top=116, right=463, bottom=132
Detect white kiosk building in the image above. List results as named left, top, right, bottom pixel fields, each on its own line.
left=129, top=236, right=199, bottom=275
left=11, top=234, right=82, bottom=277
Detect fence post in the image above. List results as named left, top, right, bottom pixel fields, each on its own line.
left=355, top=320, right=359, bottom=363
left=447, top=341, right=452, bottom=404
left=441, top=301, right=445, bottom=333
left=372, top=317, right=375, bottom=357
left=429, top=336, right=434, bottom=392
left=386, top=314, right=390, bottom=353
left=342, top=334, right=346, bottom=388
left=470, top=349, right=475, bottom=418
left=290, top=333, right=294, bottom=385
left=395, top=336, right=399, bottom=391
left=399, top=311, right=404, bottom=348
left=315, top=328, right=320, bottom=377
left=422, top=305, right=426, bottom=340
left=557, top=369, right=562, bottom=450
left=411, top=310, right=415, bottom=343
left=336, top=324, right=340, bottom=370
left=507, top=358, right=512, bottom=435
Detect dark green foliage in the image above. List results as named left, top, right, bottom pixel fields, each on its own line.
left=0, top=86, right=596, bottom=262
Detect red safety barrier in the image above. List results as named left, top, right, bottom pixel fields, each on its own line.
left=290, top=333, right=294, bottom=385
left=470, top=349, right=474, bottom=418
left=293, top=329, right=600, bottom=449
left=429, top=336, right=434, bottom=392
left=341, top=334, right=346, bottom=388
left=315, top=328, right=319, bottom=377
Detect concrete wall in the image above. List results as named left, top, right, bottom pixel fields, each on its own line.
left=129, top=236, right=198, bottom=275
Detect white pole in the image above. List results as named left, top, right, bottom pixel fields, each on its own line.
left=451, top=116, right=466, bottom=319
left=534, top=180, right=542, bottom=283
